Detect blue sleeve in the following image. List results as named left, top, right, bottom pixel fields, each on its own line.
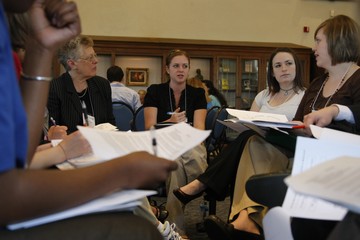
left=210, top=95, right=221, bottom=107
left=0, top=5, right=27, bottom=172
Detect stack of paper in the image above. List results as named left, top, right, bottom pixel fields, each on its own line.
left=282, top=126, right=360, bottom=220
left=225, top=108, right=301, bottom=129
left=10, top=123, right=210, bottom=230
left=285, top=156, right=360, bottom=216
left=8, top=190, right=156, bottom=230
left=58, top=122, right=210, bottom=168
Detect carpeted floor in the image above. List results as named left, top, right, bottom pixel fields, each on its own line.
left=153, top=195, right=231, bottom=240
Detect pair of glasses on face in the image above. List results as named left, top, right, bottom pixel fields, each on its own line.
left=77, top=53, right=98, bottom=63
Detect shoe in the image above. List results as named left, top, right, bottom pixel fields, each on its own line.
left=157, top=221, right=184, bottom=240
left=204, top=215, right=264, bottom=240
left=173, top=187, right=204, bottom=205
left=149, top=199, right=168, bottom=223
left=154, top=204, right=169, bottom=223
left=204, top=215, right=232, bottom=240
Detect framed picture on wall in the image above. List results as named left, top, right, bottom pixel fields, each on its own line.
left=126, top=68, right=149, bottom=86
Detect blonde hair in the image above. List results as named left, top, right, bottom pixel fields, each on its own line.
left=187, top=77, right=203, bottom=89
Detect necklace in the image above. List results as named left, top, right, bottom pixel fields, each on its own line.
left=310, top=63, right=353, bottom=112
left=78, top=88, right=88, bottom=98
left=269, top=90, right=295, bottom=106
left=168, top=85, right=187, bottom=117
left=280, top=87, right=294, bottom=96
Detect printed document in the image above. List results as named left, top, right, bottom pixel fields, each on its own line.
left=285, top=156, right=360, bottom=215
left=59, top=122, right=210, bottom=168
left=8, top=190, right=156, bottom=230
left=10, top=123, right=210, bottom=230
left=282, top=127, right=360, bottom=220
left=225, top=108, right=299, bottom=129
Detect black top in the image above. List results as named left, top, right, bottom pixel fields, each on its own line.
left=294, top=69, right=360, bottom=134
left=143, top=81, right=207, bottom=124
left=47, top=72, right=115, bottom=133
left=349, top=104, right=360, bottom=133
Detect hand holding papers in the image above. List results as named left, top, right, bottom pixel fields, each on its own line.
left=10, top=123, right=209, bottom=230
left=61, top=122, right=210, bottom=168
left=221, top=108, right=300, bottom=151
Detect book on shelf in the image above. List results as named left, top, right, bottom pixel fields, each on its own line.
left=221, top=78, right=229, bottom=90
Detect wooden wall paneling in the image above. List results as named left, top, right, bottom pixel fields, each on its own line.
left=52, top=36, right=313, bottom=109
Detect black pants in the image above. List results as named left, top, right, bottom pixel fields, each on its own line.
left=198, top=130, right=255, bottom=200
left=291, top=213, right=360, bottom=240
left=328, top=212, right=360, bottom=240
left=0, top=212, right=162, bottom=240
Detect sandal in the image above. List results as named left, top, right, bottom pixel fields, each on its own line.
left=151, top=202, right=169, bottom=223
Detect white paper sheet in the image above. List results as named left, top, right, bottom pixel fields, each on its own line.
left=226, top=108, right=288, bottom=122
left=225, top=108, right=299, bottom=128
left=263, top=127, right=360, bottom=237
left=7, top=190, right=156, bottom=230
left=63, top=122, right=210, bottom=168
left=14, top=123, right=210, bottom=230
left=311, top=124, right=360, bottom=144
left=263, top=207, right=294, bottom=240
left=282, top=136, right=360, bottom=220
left=285, top=156, right=360, bottom=215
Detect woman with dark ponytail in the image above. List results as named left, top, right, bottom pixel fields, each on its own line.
left=202, top=80, right=228, bottom=107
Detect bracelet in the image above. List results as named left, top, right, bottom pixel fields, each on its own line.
left=58, top=143, right=68, bottom=160
left=21, top=72, right=53, bottom=82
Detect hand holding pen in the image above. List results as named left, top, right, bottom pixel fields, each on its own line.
left=48, top=117, right=68, bottom=140
left=167, top=107, right=186, bottom=123
left=288, top=120, right=309, bottom=136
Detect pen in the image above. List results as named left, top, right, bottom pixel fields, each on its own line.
left=50, top=117, right=57, bottom=126
left=167, top=111, right=175, bottom=115
left=150, top=126, right=157, bottom=156
left=81, top=101, right=89, bottom=126
left=292, top=125, right=305, bottom=129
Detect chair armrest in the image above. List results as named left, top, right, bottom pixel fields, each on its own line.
left=245, top=171, right=290, bottom=209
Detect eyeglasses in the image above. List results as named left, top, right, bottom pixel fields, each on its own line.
left=78, top=53, right=98, bottom=63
